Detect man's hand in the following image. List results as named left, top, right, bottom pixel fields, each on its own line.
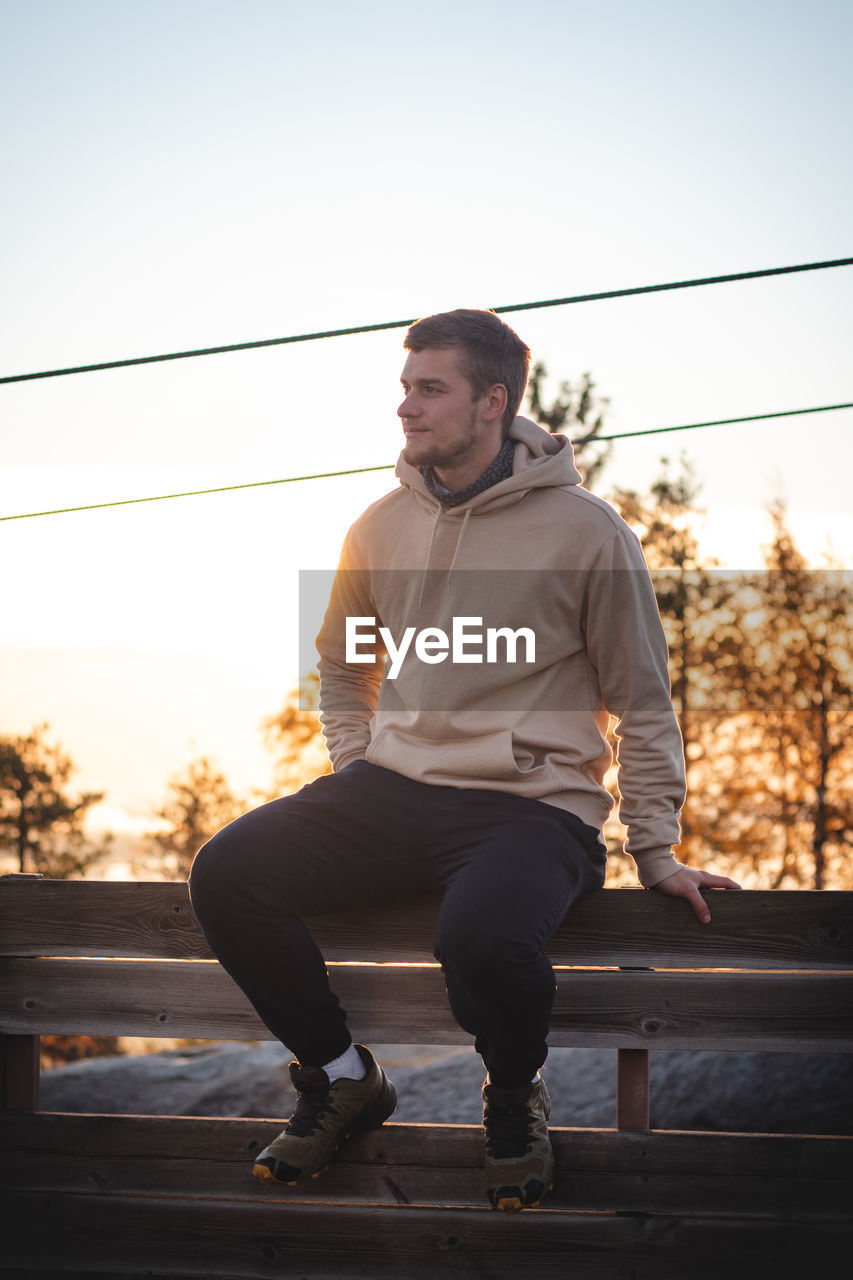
left=653, top=866, right=742, bottom=924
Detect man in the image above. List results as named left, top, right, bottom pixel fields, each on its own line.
left=189, top=309, right=739, bottom=1212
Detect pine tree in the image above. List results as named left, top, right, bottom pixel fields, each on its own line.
left=526, top=363, right=612, bottom=489
left=0, top=724, right=106, bottom=877
left=147, top=756, right=246, bottom=879
left=704, top=504, right=853, bottom=887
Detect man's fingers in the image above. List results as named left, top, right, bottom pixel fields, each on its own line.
left=688, top=886, right=712, bottom=925
left=690, top=872, right=742, bottom=921
left=655, top=866, right=742, bottom=924
left=701, top=873, right=742, bottom=890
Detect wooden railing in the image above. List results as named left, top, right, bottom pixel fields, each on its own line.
left=1, top=876, right=852, bottom=1278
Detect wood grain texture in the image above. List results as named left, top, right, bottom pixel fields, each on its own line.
left=3, top=879, right=852, bottom=968
left=3, top=957, right=852, bottom=1051
left=3, top=1112, right=851, bottom=1219
left=4, top=1188, right=851, bottom=1279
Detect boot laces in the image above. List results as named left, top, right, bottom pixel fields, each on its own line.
left=484, top=1098, right=534, bottom=1158
left=286, top=1081, right=332, bottom=1137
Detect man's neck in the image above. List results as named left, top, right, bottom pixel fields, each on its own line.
left=433, top=444, right=502, bottom=493
left=422, top=438, right=515, bottom=509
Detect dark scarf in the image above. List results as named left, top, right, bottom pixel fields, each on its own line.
left=421, top=437, right=515, bottom=508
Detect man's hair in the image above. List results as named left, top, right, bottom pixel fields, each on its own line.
left=403, top=309, right=531, bottom=437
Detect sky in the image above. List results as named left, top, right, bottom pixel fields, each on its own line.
left=1, top=0, right=851, bottom=844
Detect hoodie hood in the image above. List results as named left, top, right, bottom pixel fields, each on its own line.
left=394, top=416, right=583, bottom=518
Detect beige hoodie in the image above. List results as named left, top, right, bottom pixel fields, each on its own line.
left=317, top=416, right=686, bottom=887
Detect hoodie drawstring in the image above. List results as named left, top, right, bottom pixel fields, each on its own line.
left=446, top=507, right=472, bottom=588
left=417, top=505, right=443, bottom=610
left=417, top=504, right=474, bottom=608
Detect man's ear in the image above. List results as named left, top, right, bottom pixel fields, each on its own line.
left=482, top=383, right=508, bottom=422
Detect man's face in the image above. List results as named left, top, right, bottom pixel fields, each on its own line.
left=398, top=347, right=499, bottom=485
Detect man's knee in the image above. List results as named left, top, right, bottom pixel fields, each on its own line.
left=435, top=916, right=538, bottom=985
left=187, top=827, right=240, bottom=925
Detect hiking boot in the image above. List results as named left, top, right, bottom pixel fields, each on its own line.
left=482, top=1076, right=554, bottom=1212
left=253, top=1044, right=397, bottom=1186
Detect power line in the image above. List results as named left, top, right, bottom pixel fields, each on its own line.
left=2, top=401, right=849, bottom=524
left=584, top=400, right=853, bottom=444
left=2, top=256, right=851, bottom=386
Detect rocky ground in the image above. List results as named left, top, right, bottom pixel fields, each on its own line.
left=41, top=1040, right=853, bottom=1133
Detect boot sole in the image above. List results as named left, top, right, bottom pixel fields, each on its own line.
left=491, top=1180, right=553, bottom=1213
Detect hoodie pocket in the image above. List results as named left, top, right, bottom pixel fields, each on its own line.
left=367, top=726, right=556, bottom=792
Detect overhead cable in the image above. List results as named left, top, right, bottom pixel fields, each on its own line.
left=2, top=400, right=850, bottom=524
left=1, top=256, right=851, bottom=386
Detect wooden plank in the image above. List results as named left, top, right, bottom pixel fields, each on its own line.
left=7, top=1143, right=851, bottom=1221
left=3, top=958, right=853, bottom=1051
left=3, top=1188, right=851, bottom=1279
left=3, top=1113, right=852, bottom=1221
left=0, top=879, right=212, bottom=961
left=0, top=1032, right=39, bottom=1109
left=8, top=1111, right=853, bottom=1178
left=3, top=879, right=852, bottom=969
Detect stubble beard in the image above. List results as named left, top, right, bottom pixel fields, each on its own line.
left=402, top=405, right=481, bottom=477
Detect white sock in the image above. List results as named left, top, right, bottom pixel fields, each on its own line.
left=322, top=1043, right=367, bottom=1083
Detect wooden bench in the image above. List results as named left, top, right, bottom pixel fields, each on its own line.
left=1, top=874, right=852, bottom=1278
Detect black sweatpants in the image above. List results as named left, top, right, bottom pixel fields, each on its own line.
left=189, top=760, right=606, bottom=1088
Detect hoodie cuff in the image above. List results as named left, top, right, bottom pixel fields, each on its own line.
left=632, top=848, right=686, bottom=888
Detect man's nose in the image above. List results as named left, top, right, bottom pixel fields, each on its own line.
left=397, top=392, right=418, bottom=418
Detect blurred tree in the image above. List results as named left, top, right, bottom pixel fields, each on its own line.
left=695, top=505, right=853, bottom=888
left=0, top=724, right=107, bottom=877
left=41, top=1033, right=120, bottom=1069
left=147, top=756, right=246, bottom=879
left=605, top=477, right=853, bottom=889
left=526, top=363, right=612, bottom=489
left=262, top=674, right=331, bottom=796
